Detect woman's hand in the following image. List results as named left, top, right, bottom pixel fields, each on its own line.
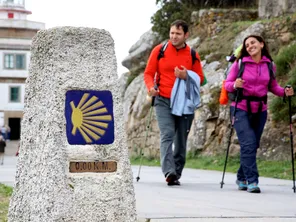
left=285, top=86, right=294, bottom=96
left=174, top=65, right=187, bottom=80
left=234, top=78, right=245, bottom=89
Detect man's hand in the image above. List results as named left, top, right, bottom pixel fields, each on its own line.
left=174, top=65, right=187, bottom=80
left=149, top=87, right=159, bottom=97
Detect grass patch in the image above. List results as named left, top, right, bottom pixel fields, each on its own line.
left=130, top=156, right=161, bottom=167
left=184, top=155, right=241, bottom=173
left=0, top=184, right=13, bottom=222
left=131, top=155, right=294, bottom=180
left=197, top=20, right=256, bottom=67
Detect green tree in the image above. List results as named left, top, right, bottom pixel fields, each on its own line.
left=151, top=0, right=192, bottom=41
left=151, top=0, right=257, bottom=41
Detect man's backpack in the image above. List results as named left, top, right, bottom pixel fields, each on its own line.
left=156, top=41, right=207, bottom=86
left=219, top=58, right=275, bottom=105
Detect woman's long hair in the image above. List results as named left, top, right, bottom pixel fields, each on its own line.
left=237, top=35, right=273, bottom=61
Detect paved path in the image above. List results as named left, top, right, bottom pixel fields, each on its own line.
left=1, top=142, right=296, bottom=221
left=0, top=140, right=18, bottom=186
left=133, top=166, right=296, bottom=222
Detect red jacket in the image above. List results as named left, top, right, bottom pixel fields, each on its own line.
left=144, top=41, right=204, bottom=98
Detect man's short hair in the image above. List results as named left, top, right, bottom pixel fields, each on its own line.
left=170, top=20, right=189, bottom=34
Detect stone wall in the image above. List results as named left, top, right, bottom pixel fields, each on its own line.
left=198, top=8, right=258, bottom=25
left=259, top=0, right=296, bottom=18
left=192, top=8, right=258, bottom=38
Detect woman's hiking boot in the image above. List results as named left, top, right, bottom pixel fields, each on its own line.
left=247, top=183, right=261, bottom=193
left=236, top=180, right=248, bottom=191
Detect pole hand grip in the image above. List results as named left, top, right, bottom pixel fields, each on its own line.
left=151, top=85, right=158, bottom=107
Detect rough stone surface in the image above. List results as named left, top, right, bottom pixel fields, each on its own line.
left=198, top=8, right=258, bottom=26
left=8, top=27, right=136, bottom=222
left=233, top=22, right=265, bottom=50
left=122, top=30, right=160, bottom=70
left=123, top=73, right=160, bottom=158
left=187, top=37, right=201, bottom=49
left=259, top=0, right=296, bottom=18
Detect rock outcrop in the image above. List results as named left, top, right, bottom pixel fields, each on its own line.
left=259, top=0, right=296, bottom=18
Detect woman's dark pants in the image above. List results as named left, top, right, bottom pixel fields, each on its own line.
left=230, top=107, right=267, bottom=184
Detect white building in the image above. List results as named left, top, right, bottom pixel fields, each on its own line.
left=0, top=0, right=44, bottom=140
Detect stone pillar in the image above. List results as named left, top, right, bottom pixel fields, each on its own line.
left=8, top=27, right=137, bottom=222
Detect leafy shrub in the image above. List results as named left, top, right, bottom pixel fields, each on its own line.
left=274, top=43, right=296, bottom=77
left=270, top=66, right=296, bottom=122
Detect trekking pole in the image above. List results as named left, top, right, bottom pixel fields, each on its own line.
left=136, top=95, right=155, bottom=182
left=220, top=89, right=241, bottom=188
left=287, top=91, right=296, bottom=193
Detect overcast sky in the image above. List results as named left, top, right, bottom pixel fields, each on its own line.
left=25, top=0, right=158, bottom=76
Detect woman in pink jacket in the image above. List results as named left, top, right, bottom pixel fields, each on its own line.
left=225, top=35, right=294, bottom=193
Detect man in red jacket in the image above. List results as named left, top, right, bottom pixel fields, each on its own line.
left=144, top=19, right=204, bottom=186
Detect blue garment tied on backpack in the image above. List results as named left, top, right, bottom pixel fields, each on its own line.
left=170, top=70, right=201, bottom=116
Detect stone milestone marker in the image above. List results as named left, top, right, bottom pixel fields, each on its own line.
left=8, top=27, right=137, bottom=222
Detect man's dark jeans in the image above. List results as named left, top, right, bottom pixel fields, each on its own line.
left=230, top=107, right=267, bottom=184
left=155, top=96, right=194, bottom=179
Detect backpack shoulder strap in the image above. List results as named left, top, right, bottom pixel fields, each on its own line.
left=158, top=43, right=200, bottom=65
left=157, top=41, right=169, bottom=60
left=267, top=61, right=276, bottom=90
left=190, top=48, right=199, bottom=65
left=268, top=61, right=276, bottom=79
left=237, top=59, right=274, bottom=80
left=237, top=58, right=245, bottom=78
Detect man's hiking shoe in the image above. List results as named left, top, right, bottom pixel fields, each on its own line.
left=167, top=179, right=181, bottom=186
left=236, top=180, right=248, bottom=191
left=247, top=183, right=261, bottom=193
left=165, top=172, right=177, bottom=185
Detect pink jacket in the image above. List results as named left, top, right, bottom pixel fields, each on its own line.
left=225, top=56, right=284, bottom=113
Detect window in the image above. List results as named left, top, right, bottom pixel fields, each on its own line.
left=16, top=0, right=24, bottom=4
left=4, top=54, right=14, bottom=69
left=9, top=87, right=21, bottom=102
left=4, top=54, right=26, bottom=70
left=16, top=54, right=25, bottom=69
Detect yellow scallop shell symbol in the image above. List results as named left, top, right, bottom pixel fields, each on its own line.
left=70, top=93, right=112, bottom=143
